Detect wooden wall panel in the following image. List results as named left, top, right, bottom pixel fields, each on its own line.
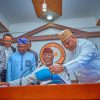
left=0, top=84, right=100, bottom=100
left=0, top=23, right=100, bottom=43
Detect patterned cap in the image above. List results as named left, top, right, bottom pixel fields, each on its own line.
left=18, top=38, right=28, bottom=44
left=43, top=47, right=53, bottom=54
left=59, top=29, right=72, bottom=42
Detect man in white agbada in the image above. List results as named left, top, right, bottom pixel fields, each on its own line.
left=49, top=29, right=100, bottom=83
left=2, top=47, right=70, bottom=86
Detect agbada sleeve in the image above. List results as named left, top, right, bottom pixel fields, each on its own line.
left=64, top=42, right=98, bottom=73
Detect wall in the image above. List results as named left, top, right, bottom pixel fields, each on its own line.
left=0, top=12, right=10, bottom=31
left=0, top=17, right=100, bottom=63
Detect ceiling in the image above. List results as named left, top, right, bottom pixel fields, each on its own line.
left=0, top=0, right=100, bottom=24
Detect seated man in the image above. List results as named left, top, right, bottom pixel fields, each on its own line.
left=1, top=47, right=71, bottom=86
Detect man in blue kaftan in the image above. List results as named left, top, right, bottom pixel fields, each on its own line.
left=7, top=38, right=36, bottom=81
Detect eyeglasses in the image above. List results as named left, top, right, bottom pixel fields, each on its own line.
left=17, top=46, right=26, bottom=48
left=4, top=40, right=12, bottom=43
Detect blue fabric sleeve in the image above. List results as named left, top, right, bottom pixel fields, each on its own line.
left=35, top=68, right=66, bottom=84
left=52, top=74, right=66, bottom=83
left=35, top=68, right=53, bottom=81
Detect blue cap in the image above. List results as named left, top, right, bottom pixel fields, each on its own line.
left=18, top=38, right=28, bottom=44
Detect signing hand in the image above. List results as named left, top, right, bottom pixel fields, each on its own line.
left=49, top=65, right=64, bottom=74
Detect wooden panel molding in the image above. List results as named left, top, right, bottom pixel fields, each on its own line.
left=0, top=22, right=9, bottom=33
left=0, top=23, right=100, bottom=43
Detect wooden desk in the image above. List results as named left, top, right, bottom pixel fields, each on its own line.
left=0, top=84, right=100, bottom=100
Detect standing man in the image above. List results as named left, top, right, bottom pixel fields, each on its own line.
left=7, top=38, right=36, bottom=81
left=27, top=41, right=38, bottom=68
left=0, top=33, right=16, bottom=82
left=49, top=29, right=100, bottom=83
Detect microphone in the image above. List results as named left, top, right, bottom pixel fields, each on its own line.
left=19, top=61, right=40, bottom=86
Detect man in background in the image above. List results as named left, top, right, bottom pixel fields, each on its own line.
left=27, top=40, right=38, bottom=68
left=0, top=33, right=16, bottom=82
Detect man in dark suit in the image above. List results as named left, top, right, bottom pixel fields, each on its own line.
left=27, top=41, right=38, bottom=68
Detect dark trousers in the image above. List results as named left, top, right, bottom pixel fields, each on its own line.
left=0, top=69, right=6, bottom=82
